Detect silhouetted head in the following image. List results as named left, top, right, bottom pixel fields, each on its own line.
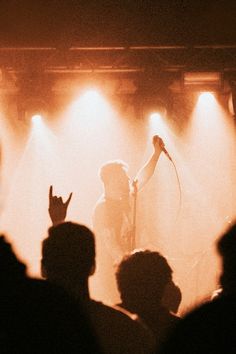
left=41, top=222, right=96, bottom=287
left=217, top=223, right=236, bottom=294
left=0, top=235, right=26, bottom=281
left=99, top=160, right=130, bottom=198
left=116, top=250, right=173, bottom=314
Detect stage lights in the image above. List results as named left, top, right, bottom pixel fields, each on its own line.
left=16, top=70, right=52, bottom=121
left=183, top=72, right=222, bottom=92
left=31, top=114, right=43, bottom=123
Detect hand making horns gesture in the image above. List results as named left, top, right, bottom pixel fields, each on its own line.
left=48, top=185, right=73, bottom=225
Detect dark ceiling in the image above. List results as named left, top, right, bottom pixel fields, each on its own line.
left=0, top=0, right=236, bottom=118
left=0, top=1, right=236, bottom=78
left=1, top=0, right=236, bottom=47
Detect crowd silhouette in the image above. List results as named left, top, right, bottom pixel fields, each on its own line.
left=158, top=223, right=236, bottom=354
left=1, top=136, right=236, bottom=353
left=115, top=250, right=180, bottom=348
left=0, top=235, right=100, bottom=353
left=41, top=221, right=154, bottom=354
left=2, top=195, right=236, bottom=353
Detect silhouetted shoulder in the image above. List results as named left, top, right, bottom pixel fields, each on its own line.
left=159, top=295, right=236, bottom=354
left=0, top=278, right=100, bottom=353
left=86, top=300, right=155, bottom=354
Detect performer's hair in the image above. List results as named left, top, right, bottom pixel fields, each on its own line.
left=99, top=160, right=129, bottom=183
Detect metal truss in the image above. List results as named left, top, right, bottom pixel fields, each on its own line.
left=0, top=45, right=236, bottom=75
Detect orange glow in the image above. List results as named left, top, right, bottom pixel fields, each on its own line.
left=172, top=93, right=236, bottom=311
left=0, top=90, right=235, bottom=315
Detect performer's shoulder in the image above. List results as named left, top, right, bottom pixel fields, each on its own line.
left=92, top=195, right=107, bottom=225
left=93, top=195, right=106, bottom=212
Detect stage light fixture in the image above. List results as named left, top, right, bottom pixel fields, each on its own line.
left=198, top=92, right=215, bottom=102
left=17, top=96, right=48, bottom=121
left=134, top=70, right=175, bottom=119
left=228, top=81, right=236, bottom=117
left=141, top=95, right=169, bottom=119
left=183, top=72, right=222, bottom=92
left=16, top=70, right=53, bottom=121
left=149, top=112, right=162, bottom=120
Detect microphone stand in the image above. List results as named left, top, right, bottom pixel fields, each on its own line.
left=131, top=179, right=138, bottom=251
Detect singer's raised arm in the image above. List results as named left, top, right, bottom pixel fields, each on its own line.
left=134, top=135, right=163, bottom=191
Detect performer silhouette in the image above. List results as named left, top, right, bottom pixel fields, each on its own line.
left=92, top=135, right=165, bottom=304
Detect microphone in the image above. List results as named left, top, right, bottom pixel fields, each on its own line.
left=162, top=146, right=172, bottom=161
left=153, top=135, right=173, bottom=161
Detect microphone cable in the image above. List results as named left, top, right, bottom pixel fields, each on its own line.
left=166, top=154, right=182, bottom=225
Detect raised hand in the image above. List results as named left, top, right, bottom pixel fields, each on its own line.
left=152, top=135, right=165, bottom=152
left=153, top=134, right=173, bottom=161
left=48, top=185, right=73, bottom=225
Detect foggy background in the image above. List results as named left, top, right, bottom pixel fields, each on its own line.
left=0, top=87, right=235, bottom=314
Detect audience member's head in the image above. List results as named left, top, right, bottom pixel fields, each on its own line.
left=42, top=224, right=155, bottom=354
left=0, top=233, right=101, bottom=353
left=41, top=222, right=95, bottom=288
left=0, top=235, right=26, bottom=282
left=116, top=250, right=173, bottom=314
left=217, top=222, right=236, bottom=295
left=159, top=223, right=236, bottom=354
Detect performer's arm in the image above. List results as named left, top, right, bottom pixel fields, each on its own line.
left=134, top=135, right=164, bottom=190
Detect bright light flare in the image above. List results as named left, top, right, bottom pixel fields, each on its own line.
left=148, top=111, right=168, bottom=139
left=31, top=114, right=43, bottom=124
left=69, top=89, right=105, bottom=115
left=194, top=92, right=219, bottom=126
left=80, top=88, right=107, bottom=107
left=147, top=111, right=175, bottom=163
left=186, top=89, right=235, bottom=230
left=82, top=89, right=101, bottom=103
left=31, top=115, right=45, bottom=137
left=149, top=112, right=162, bottom=120
left=198, top=92, right=216, bottom=106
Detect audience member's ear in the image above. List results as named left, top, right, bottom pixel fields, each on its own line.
left=89, top=262, right=96, bottom=276
left=41, top=259, right=47, bottom=278
left=162, top=280, right=182, bottom=314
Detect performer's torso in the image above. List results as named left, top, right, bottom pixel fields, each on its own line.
left=93, top=194, right=134, bottom=254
